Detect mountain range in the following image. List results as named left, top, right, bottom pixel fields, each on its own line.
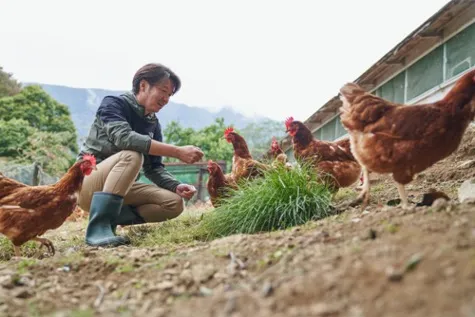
left=27, top=83, right=274, bottom=144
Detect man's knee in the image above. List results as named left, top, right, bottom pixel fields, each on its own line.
left=119, top=150, right=144, bottom=170
left=137, top=194, right=184, bottom=223
left=166, top=193, right=184, bottom=218
left=155, top=193, right=184, bottom=220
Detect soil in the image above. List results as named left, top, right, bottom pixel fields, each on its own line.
left=1, top=127, right=475, bottom=317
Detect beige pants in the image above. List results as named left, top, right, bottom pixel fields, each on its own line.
left=78, top=150, right=184, bottom=223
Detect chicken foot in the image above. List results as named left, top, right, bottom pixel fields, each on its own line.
left=33, top=237, right=55, bottom=256
left=335, top=167, right=370, bottom=211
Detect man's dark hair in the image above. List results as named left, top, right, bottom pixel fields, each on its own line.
left=132, top=63, right=181, bottom=95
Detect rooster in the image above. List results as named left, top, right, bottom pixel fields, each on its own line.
left=285, top=117, right=361, bottom=192
left=0, top=154, right=97, bottom=257
left=224, top=127, right=270, bottom=182
left=206, top=160, right=238, bottom=207
left=339, top=69, right=475, bottom=209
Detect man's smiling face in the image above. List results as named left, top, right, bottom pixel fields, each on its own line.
left=137, top=78, right=174, bottom=114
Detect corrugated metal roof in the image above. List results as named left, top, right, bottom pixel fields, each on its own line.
left=280, top=0, right=475, bottom=152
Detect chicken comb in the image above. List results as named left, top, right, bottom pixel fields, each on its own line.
left=82, top=154, right=96, bottom=166
left=285, top=116, right=294, bottom=128
left=271, top=136, right=278, bottom=144
left=224, top=126, right=234, bottom=137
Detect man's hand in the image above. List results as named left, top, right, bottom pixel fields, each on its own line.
left=176, top=145, right=204, bottom=164
left=176, top=184, right=197, bottom=200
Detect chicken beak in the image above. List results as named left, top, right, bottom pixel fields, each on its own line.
left=93, top=166, right=98, bottom=171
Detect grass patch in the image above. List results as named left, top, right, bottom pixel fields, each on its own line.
left=69, top=308, right=95, bottom=317
left=0, top=238, right=41, bottom=261
left=126, top=163, right=334, bottom=247
left=115, top=263, right=134, bottom=273
left=333, top=187, right=358, bottom=203
left=0, top=237, right=14, bottom=261
left=16, top=258, right=37, bottom=274
left=371, top=183, right=386, bottom=194
left=128, top=212, right=209, bottom=248
left=201, top=162, right=334, bottom=237
left=58, top=252, right=85, bottom=266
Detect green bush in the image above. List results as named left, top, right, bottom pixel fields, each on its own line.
left=0, top=119, right=34, bottom=156
left=16, top=131, right=77, bottom=176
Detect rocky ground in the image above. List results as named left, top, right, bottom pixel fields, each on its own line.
left=0, top=127, right=475, bottom=317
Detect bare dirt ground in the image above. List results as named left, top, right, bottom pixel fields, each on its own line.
left=1, top=127, right=475, bottom=317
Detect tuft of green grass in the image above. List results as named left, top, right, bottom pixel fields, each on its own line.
left=201, top=162, right=334, bottom=237
left=16, top=258, right=37, bottom=274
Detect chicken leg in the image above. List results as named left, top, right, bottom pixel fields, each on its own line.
left=335, top=167, right=370, bottom=210
left=396, top=183, right=410, bottom=210
left=354, top=167, right=370, bottom=210
left=14, top=246, right=21, bottom=257
left=33, top=237, right=55, bottom=256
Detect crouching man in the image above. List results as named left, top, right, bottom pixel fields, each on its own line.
left=77, top=63, right=204, bottom=248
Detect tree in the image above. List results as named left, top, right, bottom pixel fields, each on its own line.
left=0, top=67, right=21, bottom=98
left=17, top=131, right=77, bottom=176
left=0, top=85, right=78, bottom=152
left=0, top=119, right=34, bottom=157
left=163, top=118, right=234, bottom=170
left=163, top=120, right=194, bottom=146
left=163, top=117, right=287, bottom=170
left=0, top=84, right=79, bottom=175
left=239, top=119, right=287, bottom=158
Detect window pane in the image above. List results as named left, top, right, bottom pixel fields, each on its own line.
left=406, top=45, right=444, bottom=100
left=380, top=71, right=405, bottom=103
left=313, top=128, right=322, bottom=140
left=445, top=22, right=475, bottom=80
left=320, top=118, right=336, bottom=141
left=374, top=87, right=382, bottom=97
left=285, top=149, right=295, bottom=162
left=335, top=116, right=347, bottom=138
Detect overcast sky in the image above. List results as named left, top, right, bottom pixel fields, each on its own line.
left=0, top=0, right=452, bottom=121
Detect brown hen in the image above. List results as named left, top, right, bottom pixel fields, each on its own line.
left=0, top=172, right=27, bottom=200
left=224, top=127, right=270, bottom=182
left=339, top=69, right=475, bottom=209
left=0, top=155, right=97, bottom=257
left=206, top=160, right=238, bottom=207
left=285, top=118, right=361, bottom=192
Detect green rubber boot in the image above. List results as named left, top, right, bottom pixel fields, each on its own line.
left=111, top=204, right=146, bottom=235
left=85, top=192, right=130, bottom=247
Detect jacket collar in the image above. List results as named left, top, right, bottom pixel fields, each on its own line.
left=121, top=91, right=157, bottom=122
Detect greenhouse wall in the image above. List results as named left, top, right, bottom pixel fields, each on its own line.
left=138, top=160, right=227, bottom=203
